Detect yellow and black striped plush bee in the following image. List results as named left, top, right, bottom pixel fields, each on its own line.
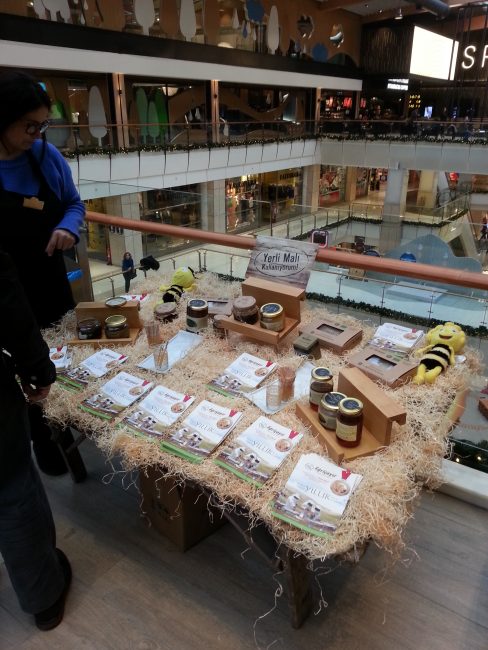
left=159, top=267, right=196, bottom=303
left=413, top=322, right=465, bottom=385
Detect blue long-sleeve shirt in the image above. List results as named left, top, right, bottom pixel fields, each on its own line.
left=0, top=140, right=85, bottom=240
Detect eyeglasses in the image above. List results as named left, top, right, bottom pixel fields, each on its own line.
left=24, top=119, right=51, bottom=135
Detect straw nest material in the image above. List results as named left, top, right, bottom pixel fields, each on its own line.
left=42, top=272, right=477, bottom=562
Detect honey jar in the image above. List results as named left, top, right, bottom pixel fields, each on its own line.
left=336, top=397, right=364, bottom=447
left=318, top=391, right=347, bottom=430
left=259, top=303, right=285, bottom=332
left=77, top=318, right=102, bottom=340
left=154, top=302, right=178, bottom=323
left=309, top=367, right=333, bottom=411
left=232, top=296, right=259, bottom=324
left=104, top=314, right=129, bottom=339
left=186, top=299, right=208, bottom=333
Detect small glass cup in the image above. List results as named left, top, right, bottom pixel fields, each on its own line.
left=153, top=343, right=169, bottom=371
left=145, top=321, right=161, bottom=347
left=278, top=366, right=296, bottom=403
left=266, top=381, right=282, bottom=412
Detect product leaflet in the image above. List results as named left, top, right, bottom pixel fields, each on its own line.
left=215, top=416, right=303, bottom=487
left=271, top=453, right=363, bottom=538
left=57, top=348, right=128, bottom=391
left=207, top=352, right=276, bottom=397
left=79, top=371, right=153, bottom=420
left=122, top=385, right=195, bottom=438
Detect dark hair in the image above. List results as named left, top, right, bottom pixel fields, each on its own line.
left=0, top=70, right=51, bottom=136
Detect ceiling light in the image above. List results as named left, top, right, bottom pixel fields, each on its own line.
left=395, top=8, right=403, bottom=19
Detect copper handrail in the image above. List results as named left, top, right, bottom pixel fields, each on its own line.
left=86, top=210, right=488, bottom=291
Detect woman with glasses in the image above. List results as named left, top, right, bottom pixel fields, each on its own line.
left=0, top=70, right=85, bottom=476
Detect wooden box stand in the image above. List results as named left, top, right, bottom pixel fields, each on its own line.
left=296, top=367, right=407, bottom=464
left=140, top=466, right=226, bottom=551
left=69, top=301, right=142, bottom=346
left=220, top=277, right=304, bottom=346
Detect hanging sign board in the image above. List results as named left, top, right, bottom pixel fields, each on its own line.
left=245, top=236, right=318, bottom=290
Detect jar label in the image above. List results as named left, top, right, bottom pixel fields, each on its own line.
left=336, top=422, right=359, bottom=442
left=187, top=315, right=208, bottom=332
left=318, top=413, right=337, bottom=430
left=310, top=388, right=329, bottom=405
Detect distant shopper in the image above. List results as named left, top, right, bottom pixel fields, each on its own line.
left=0, top=248, right=71, bottom=631
left=0, top=70, right=85, bottom=476
left=122, top=251, right=135, bottom=293
left=480, top=214, right=488, bottom=241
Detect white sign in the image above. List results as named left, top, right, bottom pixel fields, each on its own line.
left=246, top=236, right=318, bottom=289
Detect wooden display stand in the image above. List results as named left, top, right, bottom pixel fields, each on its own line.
left=220, top=277, right=304, bottom=346
left=299, top=317, right=363, bottom=354
left=347, top=346, right=418, bottom=388
left=69, top=301, right=142, bottom=346
left=296, top=367, right=407, bottom=464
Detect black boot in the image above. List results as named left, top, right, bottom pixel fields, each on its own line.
left=29, top=405, right=68, bottom=476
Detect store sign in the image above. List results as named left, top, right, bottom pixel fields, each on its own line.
left=461, top=44, right=488, bottom=70
left=246, top=236, right=318, bottom=289
left=387, top=78, right=409, bottom=91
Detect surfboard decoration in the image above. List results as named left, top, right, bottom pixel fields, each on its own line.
left=266, top=6, right=279, bottom=55
left=42, top=0, right=71, bottom=22
left=88, top=86, right=108, bottom=146
left=147, top=101, right=160, bottom=141
left=134, top=0, right=155, bottom=35
left=154, top=89, right=169, bottom=140
left=135, top=87, right=149, bottom=144
left=232, top=8, right=240, bottom=30
left=180, top=0, right=197, bottom=42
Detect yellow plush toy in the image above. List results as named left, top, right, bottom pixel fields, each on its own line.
left=159, top=266, right=196, bottom=303
left=413, top=322, right=466, bottom=385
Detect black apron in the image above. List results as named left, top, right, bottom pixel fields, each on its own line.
left=0, top=150, right=74, bottom=328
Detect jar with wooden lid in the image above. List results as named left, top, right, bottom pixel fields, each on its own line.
left=336, top=397, right=363, bottom=447
left=232, top=296, right=259, bottom=324
left=318, top=391, right=347, bottom=430
left=77, top=318, right=102, bottom=340
left=259, top=303, right=285, bottom=332
left=104, top=314, right=130, bottom=339
left=309, top=367, right=333, bottom=411
left=186, top=299, right=208, bottom=333
left=154, top=302, right=178, bottom=323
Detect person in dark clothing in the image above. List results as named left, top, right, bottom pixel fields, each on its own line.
left=0, top=249, right=72, bottom=631
left=122, top=251, right=135, bottom=293
left=0, top=71, right=85, bottom=476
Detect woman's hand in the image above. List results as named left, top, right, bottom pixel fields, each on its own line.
left=45, top=229, right=76, bottom=256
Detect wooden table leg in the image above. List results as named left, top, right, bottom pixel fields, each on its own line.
left=278, top=546, right=313, bottom=629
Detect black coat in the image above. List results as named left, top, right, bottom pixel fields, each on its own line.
left=0, top=250, right=56, bottom=486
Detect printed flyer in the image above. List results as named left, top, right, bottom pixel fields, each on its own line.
left=271, top=453, right=363, bottom=538
left=80, top=371, right=153, bottom=420
left=57, top=348, right=127, bottom=391
left=207, top=353, right=276, bottom=397
left=49, top=346, right=71, bottom=371
left=162, top=399, right=243, bottom=463
left=215, top=416, right=303, bottom=487
left=122, top=385, right=195, bottom=438
left=369, top=322, right=424, bottom=356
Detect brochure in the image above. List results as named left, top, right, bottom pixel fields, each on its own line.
left=122, top=385, right=195, bottom=438
left=271, top=453, right=363, bottom=538
left=207, top=352, right=276, bottom=397
left=369, top=322, right=424, bottom=356
left=80, top=371, right=153, bottom=420
left=57, top=348, right=127, bottom=391
left=162, top=399, right=243, bottom=463
left=49, top=346, right=72, bottom=371
left=215, top=416, right=303, bottom=487
left=138, top=330, right=203, bottom=374
left=119, top=293, right=149, bottom=304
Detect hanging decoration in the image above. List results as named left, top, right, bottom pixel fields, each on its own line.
left=266, top=5, right=280, bottom=54
left=179, top=0, right=197, bottom=42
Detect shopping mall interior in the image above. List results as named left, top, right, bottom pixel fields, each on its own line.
left=1, top=1, right=488, bottom=648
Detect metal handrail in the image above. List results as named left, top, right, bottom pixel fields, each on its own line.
left=86, top=210, right=488, bottom=291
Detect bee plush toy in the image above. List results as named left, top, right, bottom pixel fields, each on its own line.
left=159, top=267, right=196, bottom=303
left=413, top=322, right=466, bottom=385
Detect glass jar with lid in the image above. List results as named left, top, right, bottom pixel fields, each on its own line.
left=186, top=299, right=208, bottom=333
left=104, top=314, right=130, bottom=339
left=336, top=397, right=364, bottom=447
left=318, top=391, right=347, bottom=430
left=309, top=367, right=333, bottom=411
left=232, top=296, right=259, bottom=324
left=259, top=302, right=285, bottom=332
left=77, top=318, right=102, bottom=340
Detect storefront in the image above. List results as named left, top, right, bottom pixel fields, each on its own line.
left=319, top=166, right=345, bottom=206
left=226, top=175, right=261, bottom=232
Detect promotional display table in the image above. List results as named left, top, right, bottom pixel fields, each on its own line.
left=42, top=274, right=471, bottom=628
